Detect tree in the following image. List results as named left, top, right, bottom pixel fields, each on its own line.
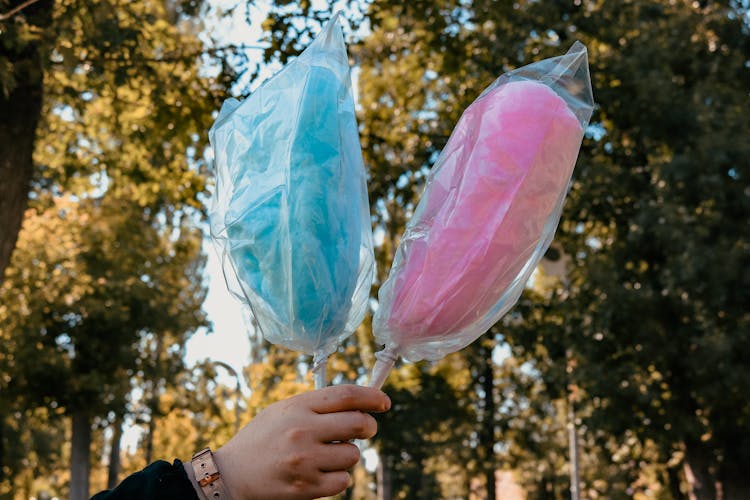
left=0, top=405, right=66, bottom=499
left=506, top=2, right=750, bottom=497
left=0, top=0, right=54, bottom=279
left=372, top=360, right=474, bottom=499
left=0, top=195, right=207, bottom=499
left=2, top=0, right=231, bottom=496
left=0, top=0, right=231, bottom=280
left=499, top=302, right=671, bottom=499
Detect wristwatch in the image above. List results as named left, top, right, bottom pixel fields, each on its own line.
left=191, top=447, right=232, bottom=500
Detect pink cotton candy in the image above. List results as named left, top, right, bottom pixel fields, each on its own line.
left=368, top=42, right=593, bottom=389
left=386, top=80, right=583, bottom=347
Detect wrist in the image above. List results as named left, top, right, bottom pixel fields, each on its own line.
left=212, top=446, right=244, bottom=499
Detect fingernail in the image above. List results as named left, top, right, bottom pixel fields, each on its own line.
left=383, top=395, right=391, bottom=410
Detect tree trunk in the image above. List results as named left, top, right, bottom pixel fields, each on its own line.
left=480, top=341, right=496, bottom=500
left=567, top=398, right=580, bottom=500
left=667, top=464, right=688, bottom=500
left=0, top=415, right=4, bottom=486
left=70, top=411, right=92, bottom=500
left=377, top=452, right=392, bottom=500
left=0, top=0, right=54, bottom=281
left=145, top=411, right=155, bottom=465
left=107, top=414, right=123, bottom=489
left=683, top=440, right=717, bottom=500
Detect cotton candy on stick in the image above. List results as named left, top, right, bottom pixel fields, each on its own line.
left=390, top=82, right=581, bottom=338
left=209, top=13, right=374, bottom=388
left=370, top=42, right=594, bottom=388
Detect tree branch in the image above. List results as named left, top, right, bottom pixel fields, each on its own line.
left=0, top=0, right=42, bottom=21
left=48, top=43, right=270, bottom=67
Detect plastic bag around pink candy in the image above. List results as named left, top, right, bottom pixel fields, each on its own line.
left=370, top=42, right=594, bottom=388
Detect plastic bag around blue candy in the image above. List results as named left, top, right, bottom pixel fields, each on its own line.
left=208, top=13, right=375, bottom=387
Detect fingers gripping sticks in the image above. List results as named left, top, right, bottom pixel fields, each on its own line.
left=369, top=42, right=595, bottom=388
left=209, top=14, right=375, bottom=388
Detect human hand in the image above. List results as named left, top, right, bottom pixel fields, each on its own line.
left=208, top=385, right=390, bottom=500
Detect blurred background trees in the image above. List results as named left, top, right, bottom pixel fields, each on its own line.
left=1, top=0, right=227, bottom=498
left=1, top=0, right=748, bottom=498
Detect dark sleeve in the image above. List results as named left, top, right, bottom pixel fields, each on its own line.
left=91, top=459, right=200, bottom=500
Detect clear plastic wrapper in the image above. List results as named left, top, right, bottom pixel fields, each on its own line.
left=209, top=13, right=374, bottom=387
left=370, top=42, right=594, bottom=388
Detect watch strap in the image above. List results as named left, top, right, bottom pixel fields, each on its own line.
left=191, top=448, right=232, bottom=500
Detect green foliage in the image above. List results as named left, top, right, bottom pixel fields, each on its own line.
left=35, top=0, right=225, bottom=209
left=0, top=195, right=208, bottom=495
left=0, top=195, right=207, bottom=411
left=511, top=0, right=750, bottom=491
left=0, top=0, right=230, bottom=496
left=0, top=406, right=66, bottom=499
left=0, top=0, right=51, bottom=96
left=374, top=360, right=474, bottom=499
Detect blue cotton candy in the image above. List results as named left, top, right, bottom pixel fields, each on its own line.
left=208, top=14, right=374, bottom=358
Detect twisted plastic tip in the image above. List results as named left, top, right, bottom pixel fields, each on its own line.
left=368, top=346, right=398, bottom=389
left=312, top=351, right=328, bottom=389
